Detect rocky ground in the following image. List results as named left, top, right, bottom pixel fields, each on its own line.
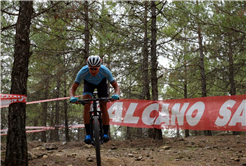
left=1, top=134, right=246, bottom=166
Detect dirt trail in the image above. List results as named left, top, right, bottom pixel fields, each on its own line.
left=2, top=135, right=246, bottom=166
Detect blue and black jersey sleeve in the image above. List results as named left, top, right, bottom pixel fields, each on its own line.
left=110, top=80, right=116, bottom=84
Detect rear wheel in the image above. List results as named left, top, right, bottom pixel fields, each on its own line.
left=94, top=116, right=101, bottom=166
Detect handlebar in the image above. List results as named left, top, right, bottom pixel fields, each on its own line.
left=70, top=97, right=114, bottom=106
left=79, top=97, right=111, bottom=105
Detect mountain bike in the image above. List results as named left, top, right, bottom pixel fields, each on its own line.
left=75, top=92, right=112, bottom=166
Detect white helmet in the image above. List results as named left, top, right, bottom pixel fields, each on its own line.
left=87, top=55, right=102, bottom=66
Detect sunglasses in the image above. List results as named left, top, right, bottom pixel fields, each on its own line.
left=89, top=67, right=100, bottom=71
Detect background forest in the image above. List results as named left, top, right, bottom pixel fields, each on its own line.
left=1, top=1, right=246, bottom=143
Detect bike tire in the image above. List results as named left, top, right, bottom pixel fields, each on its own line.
left=94, top=116, right=101, bottom=166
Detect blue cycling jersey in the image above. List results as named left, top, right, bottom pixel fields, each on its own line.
left=74, top=65, right=115, bottom=85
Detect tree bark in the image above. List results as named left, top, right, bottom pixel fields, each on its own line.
left=228, top=36, right=236, bottom=96
left=64, top=66, right=70, bottom=142
left=139, top=1, right=151, bottom=139
left=184, top=63, right=189, bottom=137
left=84, top=1, right=90, bottom=58
left=142, top=1, right=150, bottom=101
left=5, top=1, right=33, bottom=166
left=198, top=28, right=207, bottom=98
left=197, top=16, right=212, bottom=136
left=150, top=1, right=162, bottom=140
left=126, top=127, right=132, bottom=140
left=50, top=104, right=55, bottom=141
left=54, top=77, right=60, bottom=142
left=41, top=78, right=49, bottom=142
left=228, top=36, right=240, bottom=135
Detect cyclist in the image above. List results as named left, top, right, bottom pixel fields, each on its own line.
left=69, top=55, right=120, bottom=144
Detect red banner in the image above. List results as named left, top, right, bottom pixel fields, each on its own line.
left=1, top=94, right=245, bottom=132
left=107, top=95, right=246, bottom=131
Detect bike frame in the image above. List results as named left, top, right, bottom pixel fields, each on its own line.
left=77, top=93, right=111, bottom=144
left=72, top=92, right=113, bottom=166
left=89, top=93, right=105, bottom=145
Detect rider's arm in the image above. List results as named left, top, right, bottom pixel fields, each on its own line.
left=111, top=81, right=120, bottom=96
left=69, top=83, right=79, bottom=97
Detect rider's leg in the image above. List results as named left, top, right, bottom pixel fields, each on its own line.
left=100, top=102, right=110, bottom=142
left=100, top=102, right=109, bottom=135
left=83, top=94, right=92, bottom=135
left=97, top=78, right=110, bottom=137
left=83, top=80, right=95, bottom=143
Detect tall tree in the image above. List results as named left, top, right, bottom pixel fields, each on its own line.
left=210, top=1, right=246, bottom=135
left=150, top=1, right=162, bottom=140
left=195, top=1, right=212, bottom=136
left=84, top=1, right=90, bottom=58
left=5, top=1, right=33, bottom=165
left=41, top=78, right=49, bottom=142
left=142, top=1, right=151, bottom=101
left=54, top=71, right=61, bottom=141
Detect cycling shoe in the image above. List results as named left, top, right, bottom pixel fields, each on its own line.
left=103, top=134, right=109, bottom=143
left=84, top=135, right=91, bottom=144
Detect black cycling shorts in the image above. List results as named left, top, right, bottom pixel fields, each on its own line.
left=83, top=78, right=109, bottom=98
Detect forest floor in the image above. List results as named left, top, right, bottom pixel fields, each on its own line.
left=1, top=134, right=246, bottom=166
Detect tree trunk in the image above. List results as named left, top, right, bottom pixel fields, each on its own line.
left=31, top=117, right=38, bottom=141
left=176, top=128, right=180, bottom=138
left=150, top=1, right=162, bottom=140
left=61, top=55, right=70, bottom=142
left=228, top=36, right=236, bottom=96
left=55, top=77, right=60, bottom=142
left=50, top=104, right=55, bottom=141
left=184, top=63, right=189, bottom=137
left=197, top=17, right=212, bottom=136
left=142, top=1, right=150, bottom=101
left=64, top=78, right=70, bottom=142
left=125, top=77, right=133, bottom=140
left=126, top=127, right=132, bottom=140
left=5, top=1, right=33, bottom=166
left=0, top=109, right=3, bottom=142
left=139, top=1, right=151, bottom=139
left=84, top=1, right=90, bottom=58
left=137, top=128, right=143, bottom=139
left=41, top=78, right=49, bottom=142
left=195, top=1, right=210, bottom=136
left=228, top=36, right=240, bottom=135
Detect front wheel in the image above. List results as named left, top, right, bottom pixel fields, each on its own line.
left=93, top=116, right=101, bottom=166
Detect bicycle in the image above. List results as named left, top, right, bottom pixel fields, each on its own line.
left=74, top=92, right=113, bottom=166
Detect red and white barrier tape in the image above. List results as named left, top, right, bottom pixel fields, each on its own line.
left=1, top=94, right=27, bottom=108
left=26, top=96, right=82, bottom=105
left=0, top=94, right=82, bottom=108
left=0, top=124, right=85, bottom=136
left=1, top=94, right=85, bottom=136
